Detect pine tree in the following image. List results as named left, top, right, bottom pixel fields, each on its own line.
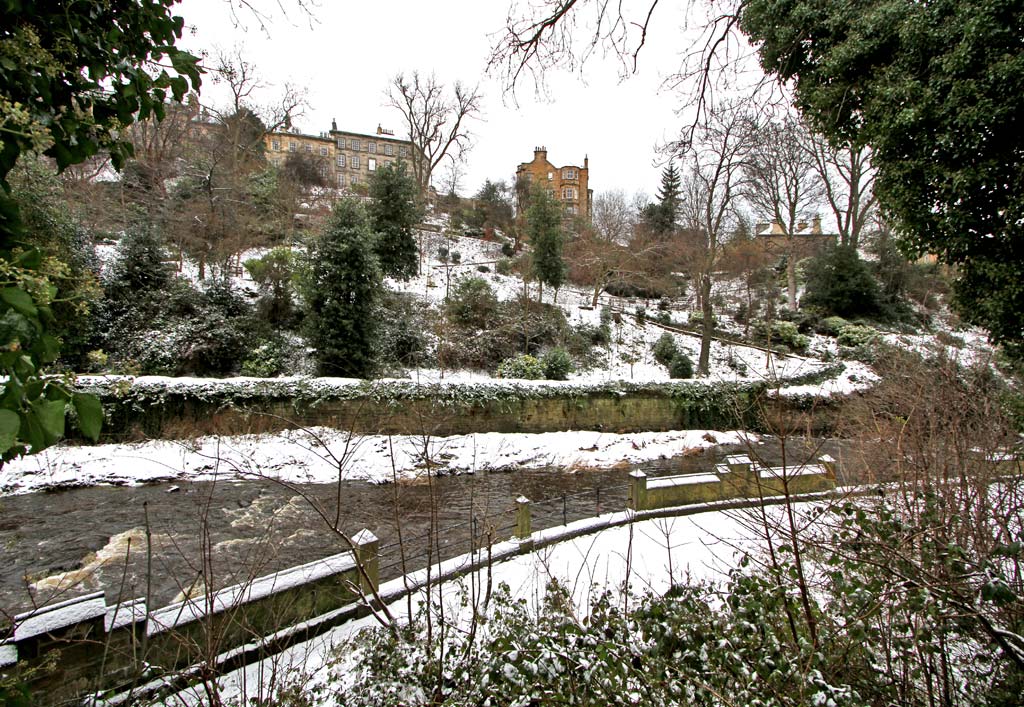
left=303, top=199, right=382, bottom=377
left=527, top=187, right=567, bottom=301
left=646, top=162, right=681, bottom=237
left=368, top=161, right=421, bottom=280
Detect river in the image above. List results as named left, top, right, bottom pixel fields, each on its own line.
left=0, top=436, right=846, bottom=620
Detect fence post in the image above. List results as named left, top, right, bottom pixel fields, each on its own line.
left=352, top=529, right=379, bottom=594
left=819, top=454, right=837, bottom=479
left=628, top=471, right=648, bottom=511
left=515, top=496, right=532, bottom=540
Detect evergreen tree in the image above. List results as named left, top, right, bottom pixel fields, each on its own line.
left=303, top=199, right=382, bottom=377
left=368, top=160, right=421, bottom=280
left=526, top=187, right=567, bottom=301
left=802, top=245, right=881, bottom=319
left=644, top=162, right=682, bottom=237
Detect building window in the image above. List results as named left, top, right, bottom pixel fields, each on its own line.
left=337, top=138, right=346, bottom=149
left=336, top=154, right=346, bottom=168
left=547, top=171, right=553, bottom=180
left=351, top=175, right=358, bottom=186
left=319, top=146, right=328, bottom=156
left=368, top=158, right=376, bottom=172
left=304, top=143, right=312, bottom=153
left=384, top=144, right=393, bottom=156
left=368, top=142, right=376, bottom=154
left=338, top=174, right=346, bottom=187
left=562, top=187, right=577, bottom=200
left=318, top=164, right=328, bottom=177
left=566, top=205, right=578, bottom=215
left=288, top=141, right=298, bottom=152
left=352, top=155, right=360, bottom=169
left=271, top=140, right=281, bottom=151
left=351, top=138, right=360, bottom=151
left=563, top=168, right=577, bottom=180
left=546, top=189, right=554, bottom=198
left=399, top=146, right=408, bottom=157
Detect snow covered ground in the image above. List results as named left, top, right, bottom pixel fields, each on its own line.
left=0, top=428, right=756, bottom=495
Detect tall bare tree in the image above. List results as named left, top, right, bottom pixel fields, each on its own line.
left=805, top=135, right=876, bottom=249
left=170, top=50, right=307, bottom=278
left=744, top=115, right=823, bottom=309
left=386, top=72, right=482, bottom=196
left=675, top=101, right=753, bottom=375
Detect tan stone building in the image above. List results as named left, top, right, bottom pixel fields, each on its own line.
left=264, top=121, right=415, bottom=190
left=755, top=216, right=836, bottom=257
left=516, top=147, right=592, bottom=220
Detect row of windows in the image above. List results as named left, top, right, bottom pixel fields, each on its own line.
left=336, top=138, right=407, bottom=157
left=539, top=167, right=581, bottom=181
left=270, top=138, right=410, bottom=159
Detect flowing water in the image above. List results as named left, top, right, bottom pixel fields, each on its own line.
left=0, top=436, right=846, bottom=619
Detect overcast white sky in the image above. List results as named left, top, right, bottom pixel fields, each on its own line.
left=175, top=0, right=716, bottom=201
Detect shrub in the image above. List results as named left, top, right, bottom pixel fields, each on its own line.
left=837, top=323, right=879, bottom=348
left=378, top=292, right=432, bottom=368
left=241, top=339, right=290, bottom=377
left=495, top=258, right=512, bottom=275
left=541, top=347, right=573, bottom=380
left=689, top=310, right=717, bottom=328
left=753, top=319, right=810, bottom=352
left=652, top=332, right=679, bottom=367
left=497, top=354, right=545, bottom=380
left=476, top=264, right=490, bottom=273
left=668, top=352, right=694, bottom=379
left=634, top=306, right=647, bottom=325
left=802, top=245, right=882, bottom=319
left=500, top=241, right=516, bottom=257
left=446, top=277, right=499, bottom=329
left=817, top=315, right=850, bottom=336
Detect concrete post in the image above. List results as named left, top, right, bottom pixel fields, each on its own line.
left=724, top=454, right=755, bottom=495
left=352, top=529, right=379, bottom=594
left=628, top=471, right=648, bottom=511
left=515, top=496, right=532, bottom=539
left=819, top=454, right=837, bottom=479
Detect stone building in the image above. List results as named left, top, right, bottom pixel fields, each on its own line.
left=264, top=122, right=415, bottom=191
left=516, top=147, right=592, bottom=220
left=755, top=216, right=837, bottom=257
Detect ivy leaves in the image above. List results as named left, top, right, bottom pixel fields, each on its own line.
left=0, top=1, right=201, bottom=464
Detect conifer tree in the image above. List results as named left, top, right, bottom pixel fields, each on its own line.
left=368, top=161, right=421, bottom=280
left=303, top=199, right=382, bottom=377
left=644, top=162, right=682, bottom=237
left=526, top=187, right=567, bottom=301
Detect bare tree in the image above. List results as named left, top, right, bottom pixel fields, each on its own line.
left=169, top=50, right=307, bottom=278
left=744, top=115, right=823, bottom=309
left=805, top=135, right=876, bottom=249
left=674, top=100, right=753, bottom=375
left=386, top=72, right=482, bottom=196
left=489, top=0, right=770, bottom=141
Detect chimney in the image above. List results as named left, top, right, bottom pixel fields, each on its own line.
left=797, top=220, right=808, bottom=232
left=584, top=154, right=589, bottom=170
left=534, top=146, right=547, bottom=161
left=331, top=118, right=338, bottom=131
left=377, top=124, right=383, bottom=135
left=811, top=215, right=822, bottom=234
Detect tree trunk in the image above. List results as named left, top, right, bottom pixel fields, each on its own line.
left=591, top=282, right=601, bottom=308
left=786, top=238, right=798, bottom=309
left=698, top=275, right=713, bottom=375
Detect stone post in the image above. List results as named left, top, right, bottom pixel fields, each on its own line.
left=515, top=496, right=532, bottom=539
left=352, top=529, right=379, bottom=594
left=628, top=470, right=648, bottom=511
left=724, top=454, right=755, bottom=496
